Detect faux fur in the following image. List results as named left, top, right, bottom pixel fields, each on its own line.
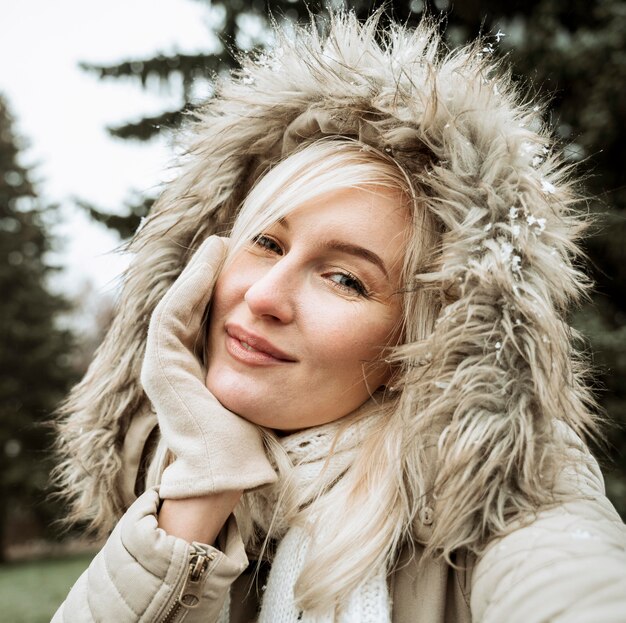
left=53, top=10, right=598, bottom=559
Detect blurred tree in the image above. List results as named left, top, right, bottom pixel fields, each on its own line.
left=0, top=95, right=77, bottom=561
left=79, top=0, right=626, bottom=514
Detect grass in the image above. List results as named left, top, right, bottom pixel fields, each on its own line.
left=0, top=553, right=94, bottom=623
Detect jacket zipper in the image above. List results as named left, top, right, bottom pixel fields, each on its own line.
left=159, top=542, right=216, bottom=623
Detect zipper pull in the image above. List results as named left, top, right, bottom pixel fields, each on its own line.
left=177, top=542, right=216, bottom=608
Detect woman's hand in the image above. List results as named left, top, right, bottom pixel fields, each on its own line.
left=140, top=236, right=277, bottom=502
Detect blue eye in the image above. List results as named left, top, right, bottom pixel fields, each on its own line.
left=328, top=272, right=368, bottom=297
left=252, top=234, right=283, bottom=255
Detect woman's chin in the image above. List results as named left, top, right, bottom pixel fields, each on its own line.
left=204, top=371, right=353, bottom=431
left=205, top=380, right=273, bottom=427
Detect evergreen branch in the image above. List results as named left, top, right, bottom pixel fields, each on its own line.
left=79, top=52, right=233, bottom=89
left=74, top=197, right=154, bottom=240
left=107, top=108, right=188, bottom=141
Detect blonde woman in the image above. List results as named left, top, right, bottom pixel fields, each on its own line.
left=53, top=11, right=626, bottom=623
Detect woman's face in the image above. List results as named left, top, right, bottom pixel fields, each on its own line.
left=205, top=186, right=409, bottom=431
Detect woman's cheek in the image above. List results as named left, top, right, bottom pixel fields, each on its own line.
left=316, top=312, right=389, bottom=366
left=211, top=261, right=257, bottom=317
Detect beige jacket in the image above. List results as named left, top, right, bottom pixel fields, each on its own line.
left=52, top=418, right=626, bottom=623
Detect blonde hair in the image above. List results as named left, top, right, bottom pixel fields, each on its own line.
left=213, top=138, right=441, bottom=610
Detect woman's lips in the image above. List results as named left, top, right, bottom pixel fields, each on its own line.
left=225, top=324, right=296, bottom=365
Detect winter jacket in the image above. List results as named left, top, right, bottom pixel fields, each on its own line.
left=52, top=410, right=626, bottom=622
left=52, top=11, right=626, bottom=623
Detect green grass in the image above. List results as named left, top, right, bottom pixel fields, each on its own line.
left=0, top=553, right=94, bottom=623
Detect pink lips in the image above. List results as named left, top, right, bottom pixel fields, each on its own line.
left=225, top=324, right=296, bottom=364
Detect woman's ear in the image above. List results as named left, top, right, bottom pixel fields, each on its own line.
left=379, top=363, right=402, bottom=394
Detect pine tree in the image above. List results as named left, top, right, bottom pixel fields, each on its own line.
left=0, top=95, right=76, bottom=560
left=79, top=0, right=626, bottom=515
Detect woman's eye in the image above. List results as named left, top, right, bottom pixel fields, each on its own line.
left=252, top=234, right=283, bottom=255
left=328, top=272, right=368, bottom=297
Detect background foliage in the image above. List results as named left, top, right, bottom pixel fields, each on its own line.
left=0, top=97, right=77, bottom=561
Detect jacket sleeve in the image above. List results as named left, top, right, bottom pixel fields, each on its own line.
left=51, top=487, right=248, bottom=623
left=470, top=436, right=626, bottom=623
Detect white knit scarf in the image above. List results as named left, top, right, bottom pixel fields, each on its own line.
left=217, top=398, right=392, bottom=623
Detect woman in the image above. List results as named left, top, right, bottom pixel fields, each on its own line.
left=53, top=11, right=626, bottom=623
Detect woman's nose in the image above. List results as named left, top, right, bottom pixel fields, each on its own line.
left=244, top=261, right=296, bottom=323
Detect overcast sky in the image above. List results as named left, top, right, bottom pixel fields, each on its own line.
left=0, top=0, right=218, bottom=296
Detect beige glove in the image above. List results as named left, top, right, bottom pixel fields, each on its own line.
left=141, top=236, right=277, bottom=498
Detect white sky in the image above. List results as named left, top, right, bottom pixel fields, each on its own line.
left=0, top=0, right=218, bottom=297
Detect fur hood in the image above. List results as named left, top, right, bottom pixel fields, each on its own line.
left=55, top=12, right=597, bottom=553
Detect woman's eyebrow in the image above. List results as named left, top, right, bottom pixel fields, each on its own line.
left=324, top=240, right=389, bottom=278
left=276, top=217, right=389, bottom=277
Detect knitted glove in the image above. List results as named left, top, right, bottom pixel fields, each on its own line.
left=141, top=235, right=277, bottom=498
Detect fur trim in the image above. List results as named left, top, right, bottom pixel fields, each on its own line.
left=53, top=9, right=598, bottom=556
